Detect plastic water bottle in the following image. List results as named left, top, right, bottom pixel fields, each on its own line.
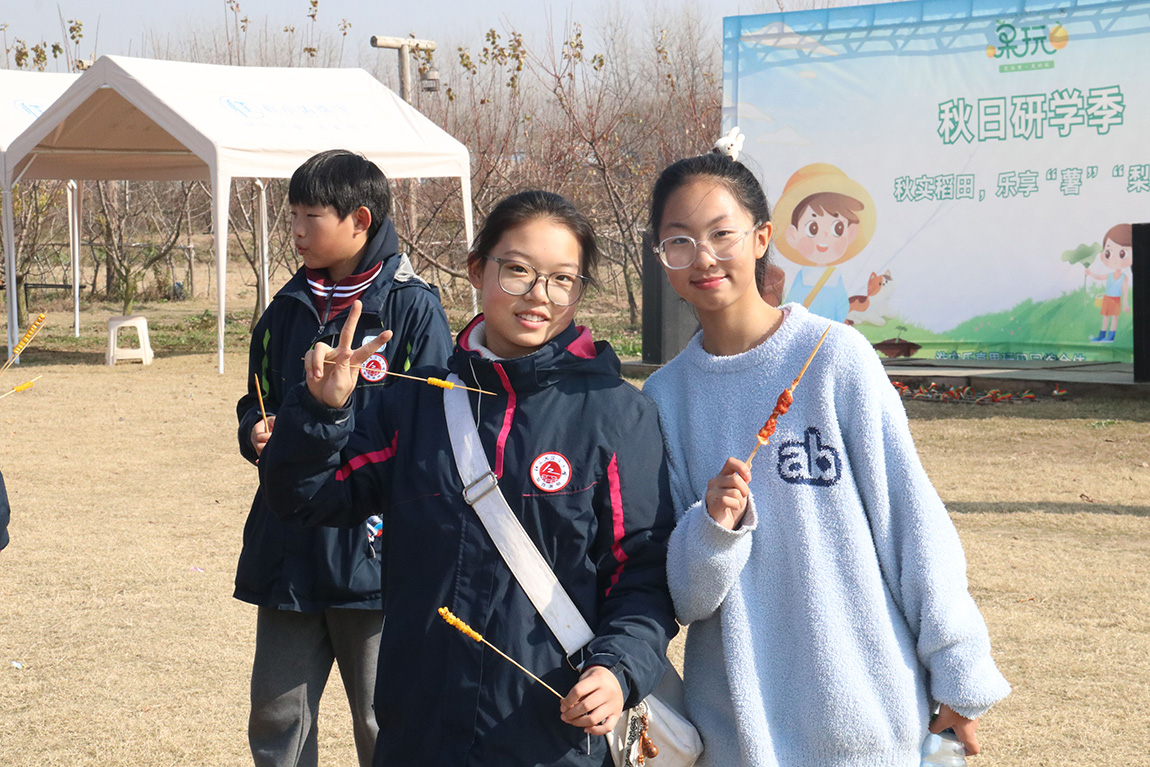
left=920, top=729, right=966, bottom=767
left=364, top=516, right=383, bottom=558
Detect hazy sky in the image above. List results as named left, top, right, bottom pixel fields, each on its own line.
left=1, top=0, right=781, bottom=69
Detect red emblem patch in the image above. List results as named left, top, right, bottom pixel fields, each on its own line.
left=530, top=452, right=572, bottom=492
left=360, top=353, right=388, bottom=382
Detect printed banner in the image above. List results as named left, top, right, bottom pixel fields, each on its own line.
left=724, top=0, right=1147, bottom=362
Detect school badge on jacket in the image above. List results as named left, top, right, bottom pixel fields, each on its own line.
left=359, top=336, right=388, bottom=382
left=530, top=452, right=571, bottom=492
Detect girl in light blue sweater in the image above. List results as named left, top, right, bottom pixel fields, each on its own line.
left=641, top=145, right=1010, bottom=767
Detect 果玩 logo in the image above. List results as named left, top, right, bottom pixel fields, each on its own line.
left=987, top=20, right=1068, bottom=73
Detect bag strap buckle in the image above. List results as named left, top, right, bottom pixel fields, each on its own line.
left=462, top=470, right=499, bottom=505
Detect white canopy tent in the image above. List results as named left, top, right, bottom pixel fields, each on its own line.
left=1, top=70, right=81, bottom=352
left=4, top=55, right=474, bottom=373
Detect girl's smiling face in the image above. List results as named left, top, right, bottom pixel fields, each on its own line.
left=468, top=217, right=584, bottom=359
left=659, top=177, right=772, bottom=317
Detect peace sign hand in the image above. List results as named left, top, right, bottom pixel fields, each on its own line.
left=303, top=300, right=393, bottom=408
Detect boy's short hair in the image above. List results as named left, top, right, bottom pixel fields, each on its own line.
left=289, top=149, right=392, bottom=241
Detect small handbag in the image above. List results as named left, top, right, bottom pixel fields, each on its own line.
left=443, top=377, right=702, bottom=767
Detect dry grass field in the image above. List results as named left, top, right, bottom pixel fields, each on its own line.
left=1, top=296, right=1148, bottom=765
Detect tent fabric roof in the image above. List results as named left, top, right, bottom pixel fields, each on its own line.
left=0, top=70, right=80, bottom=181
left=5, top=55, right=471, bottom=184
left=3, top=56, right=473, bottom=373
left=2, top=70, right=81, bottom=355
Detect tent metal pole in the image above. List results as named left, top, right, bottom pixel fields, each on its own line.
left=68, top=180, right=81, bottom=336
left=213, top=172, right=231, bottom=374
left=255, top=178, right=269, bottom=314
left=461, top=174, right=477, bottom=315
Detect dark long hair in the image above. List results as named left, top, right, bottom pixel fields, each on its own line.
left=468, top=190, right=600, bottom=286
left=648, top=151, right=772, bottom=286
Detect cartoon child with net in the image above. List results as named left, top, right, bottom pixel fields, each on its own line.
left=1084, top=223, right=1133, bottom=343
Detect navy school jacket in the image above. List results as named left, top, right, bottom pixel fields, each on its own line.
left=259, top=316, right=679, bottom=766
left=235, top=219, right=453, bottom=611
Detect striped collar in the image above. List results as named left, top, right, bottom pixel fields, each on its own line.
left=305, top=261, right=384, bottom=318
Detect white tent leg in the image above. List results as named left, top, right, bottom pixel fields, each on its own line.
left=255, top=178, right=269, bottom=314
left=212, top=172, right=232, bottom=374
left=68, top=180, right=81, bottom=337
left=3, top=185, right=17, bottom=357
left=461, top=174, right=477, bottom=315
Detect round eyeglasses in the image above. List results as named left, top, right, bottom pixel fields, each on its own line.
left=656, top=226, right=759, bottom=270
left=491, top=258, right=589, bottom=307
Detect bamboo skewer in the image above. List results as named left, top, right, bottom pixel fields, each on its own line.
left=438, top=607, right=563, bottom=699
left=371, top=369, right=496, bottom=397
left=746, top=324, right=833, bottom=469
left=0, top=376, right=42, bottom=401
left=254, top=373, right=270, bottom=433
left=312, top=358, right=496, bottom=396
left=1, top=313, right=47, bottom=376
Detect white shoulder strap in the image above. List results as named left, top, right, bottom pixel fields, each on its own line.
left=442, top=374, right=595, bottom=656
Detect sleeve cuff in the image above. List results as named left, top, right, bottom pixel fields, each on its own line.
left=295, top=383, right=353, bottom=423
left=583, top=653, right=635, bottom=706
left=697, top=491, right=758, bottom=539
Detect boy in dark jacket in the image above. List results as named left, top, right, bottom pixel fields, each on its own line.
left=235, top=149, right=452, bottom=767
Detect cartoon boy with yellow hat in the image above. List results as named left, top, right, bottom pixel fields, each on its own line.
left=775, top=163, right=876, bottom=323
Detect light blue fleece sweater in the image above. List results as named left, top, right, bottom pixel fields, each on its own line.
left=643, top=304, right=1010, bottom=767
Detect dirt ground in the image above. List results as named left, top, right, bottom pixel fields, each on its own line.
left=1, top=296, right=1149, bottom=765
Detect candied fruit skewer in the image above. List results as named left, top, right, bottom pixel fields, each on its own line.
left=437, top=607, right=563, bottom=699
left=746, top=325, right=832, bottom=469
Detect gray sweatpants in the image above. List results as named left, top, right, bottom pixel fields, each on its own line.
left=248, top=606, right=381, bottom=767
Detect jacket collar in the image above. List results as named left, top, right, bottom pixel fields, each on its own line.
left=449, top=314, right=619, bottom=395
left=275, top=218, right=402, bottom=318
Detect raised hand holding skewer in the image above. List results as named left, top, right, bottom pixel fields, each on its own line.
left=304, top=300, right=392, bottom=408
left=704, top=325, right=833, bottom=532
left=308, top=298, right=496, bottom=400
left=314, top=360, right=495, bottom=397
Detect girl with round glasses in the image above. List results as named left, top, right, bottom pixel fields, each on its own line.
left=490, top=257, right=590, bottom=306
left=258, top=190, right=679, bottom=766
left=656, top=226, right=758, bottom=270
left=641, top=147, right=1009, bottom=766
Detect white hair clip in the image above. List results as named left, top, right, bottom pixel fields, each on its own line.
left=713, top=126, right=745, bottom=162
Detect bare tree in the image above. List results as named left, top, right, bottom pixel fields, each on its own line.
left=393, top=29, right=546, bottom=300
left=5, top=181, right=70, bottom=325
left=88, top=181, right=194, bottom=315
left=524, top=10, right=721, bottom=325
left=3, top=2, right=730, bottom=333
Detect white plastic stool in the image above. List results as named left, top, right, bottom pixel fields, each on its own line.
left=106, top=315, right=155, bottom=366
